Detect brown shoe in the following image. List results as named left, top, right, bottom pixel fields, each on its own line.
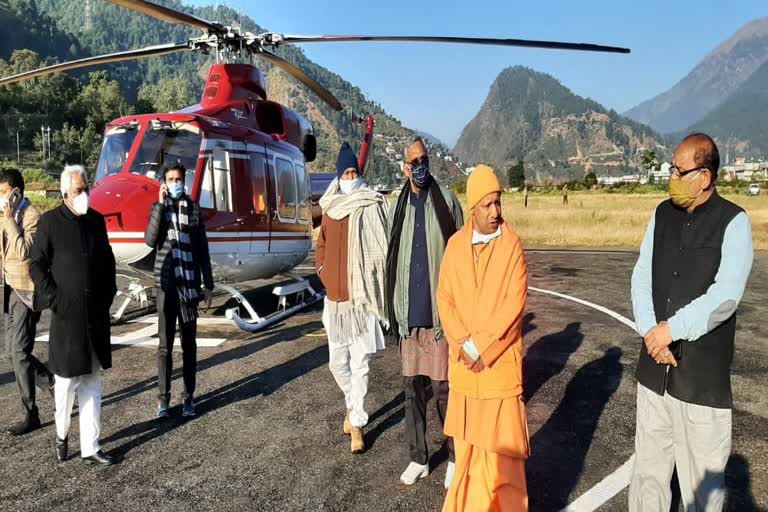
left=350, top=427, right=365, bottom=454
left=343, top=410, right=352, bottom=435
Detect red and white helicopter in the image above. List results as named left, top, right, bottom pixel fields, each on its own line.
left=0, top=0, right=629, bottom=331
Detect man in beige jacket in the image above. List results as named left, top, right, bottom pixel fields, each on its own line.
left=1, top=168, right=53, bottom=435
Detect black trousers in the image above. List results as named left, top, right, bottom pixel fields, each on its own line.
left=404, top=375, right=454, bottom=465
left=4, top=287, right=51, bottom=416
left=157, top=290, right=197, bottom=402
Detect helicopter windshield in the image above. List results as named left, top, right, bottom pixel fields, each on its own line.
left=128, top=121, right=202, bottom=182
left=94, top=124, right=139, bottom=184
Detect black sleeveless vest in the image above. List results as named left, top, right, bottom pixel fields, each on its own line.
left=635, top=191, right=744, bottom=408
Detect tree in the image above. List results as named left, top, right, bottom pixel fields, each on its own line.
left=78, top=71, right=133, bottom=129
left=138, top=77, right=196, bottom=113
left=507, top=161, right=525, bottom=188
left=640, top=149, right=660, bottom=171
left=583, top=172, right=597, bottom=188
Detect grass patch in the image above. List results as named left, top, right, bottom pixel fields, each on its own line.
left=453, top=191, right=768, bottom=251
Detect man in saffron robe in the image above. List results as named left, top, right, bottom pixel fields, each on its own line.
left=437, top=164, right=530, bottom=511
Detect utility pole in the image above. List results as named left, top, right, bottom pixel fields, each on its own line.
left=40, top=125, right=45, bottom=159
left=16, top=131, right=20, bottom=163
left=46, top=126, right=51, bottom=160
left=85, top=0, right=93, bottom=31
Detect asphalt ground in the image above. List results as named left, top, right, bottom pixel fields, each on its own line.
left=0, top=252, right=765, bottom=512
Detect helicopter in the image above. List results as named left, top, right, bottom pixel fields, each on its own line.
left=0, top=0, right=629, bottom=331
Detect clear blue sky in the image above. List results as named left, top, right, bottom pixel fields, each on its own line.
left=189, top=0, right=765, bottom=147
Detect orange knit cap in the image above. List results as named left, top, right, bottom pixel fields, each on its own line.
left=467, top=165, right=501, bottom=210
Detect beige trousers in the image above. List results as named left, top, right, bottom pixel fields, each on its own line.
left=629, top=383, right=731, bottom=512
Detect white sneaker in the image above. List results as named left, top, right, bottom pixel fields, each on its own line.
left=400, top=461, right=429, bottom=485
left=444, top=461, right=456, bottom=489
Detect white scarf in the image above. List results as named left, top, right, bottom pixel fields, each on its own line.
left=472, top=226, right=502, bottom=245
left=319, top=178, right=390, bottom=341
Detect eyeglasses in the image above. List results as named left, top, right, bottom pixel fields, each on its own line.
left=670, top=164, right=708, bottom=179
left=408, top=156, right=429, bottom=167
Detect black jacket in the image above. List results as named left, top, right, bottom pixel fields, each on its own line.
left=636, top=192, right=744, bottom=408
left=29, top=204, right=117, bottom=378
left=144, top=198, right=214, bottom=295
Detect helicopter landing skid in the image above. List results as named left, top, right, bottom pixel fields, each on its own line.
left=219, top=278, right=325, bottom=333
left=112, top=275, right=153, bottom=323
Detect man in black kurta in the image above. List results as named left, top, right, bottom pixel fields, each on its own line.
left=29, top=165, right=117, bottom=465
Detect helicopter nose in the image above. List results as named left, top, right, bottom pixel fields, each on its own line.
left=91, top=175, right=158, bottom=266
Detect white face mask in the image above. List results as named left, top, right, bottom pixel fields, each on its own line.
left=72, top=192, right=89, bottom=216
left=339, top=178, right=363, bottom=195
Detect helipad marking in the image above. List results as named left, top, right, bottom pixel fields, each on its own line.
left=36, top=332, right=226, bottom=347
left=562, top=456, right=635, bottom=512
left=527, top=286, right=636, bottom=511
left=36, top=315, right=231, bottom=347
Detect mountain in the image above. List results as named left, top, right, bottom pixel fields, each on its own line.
left=625, top=18, right=768, bottom=134
left=453, top=66, right=668, bottom=182
left=686, top=58, right=768, bottom=158
left=2, top=0, right=465, bottom=185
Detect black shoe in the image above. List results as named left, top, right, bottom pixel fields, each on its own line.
left=182, top=397, right=195, bottom=418
left=82, top=450, right=116, bottom=466
left=7, top=412, right=41, bottom=436
left=55, top=435, right=68, bottom=463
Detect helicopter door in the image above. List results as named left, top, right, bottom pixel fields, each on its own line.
left=198, top=138, right=240, bottom=261
left=247, top=150, right=270, bottom=254
left=270, top=154, right=300, bottom=254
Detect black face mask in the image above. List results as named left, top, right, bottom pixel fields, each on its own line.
left=411, top=160, right=432, bottom=188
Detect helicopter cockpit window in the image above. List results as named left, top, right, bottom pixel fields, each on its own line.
left=275, top=157, right=297, bottom=221
left=94, top=124, right=139, bottom=184
left=129, top=122, right=202, bottom=181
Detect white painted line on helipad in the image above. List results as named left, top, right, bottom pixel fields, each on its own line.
left=528, top=286, right=636, bottom=330
left=36, top=333, right=226, bottom=347
left=527, top=286, right=637, bottom=511
left=561, top=456, right=635, bottom=512
left=129, top=316, right=234, bottom=326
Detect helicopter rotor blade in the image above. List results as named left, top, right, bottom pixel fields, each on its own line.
left=257, top=49, right=343, bottom=112
left=0, top=42, right=192, bottom=86
left=268, top=34, right=630, bottom=54
left=105, top=0, right=224, bottom=34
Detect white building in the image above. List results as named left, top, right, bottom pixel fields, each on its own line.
left=650, top=162, right=672, bottom=183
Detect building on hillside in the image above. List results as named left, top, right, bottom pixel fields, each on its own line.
left=722, top=160, right=768, bottom=182
left=650, top=162, right=672, bottom=183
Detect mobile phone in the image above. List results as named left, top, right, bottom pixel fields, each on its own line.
left=8, top=188, right=21, bottom=209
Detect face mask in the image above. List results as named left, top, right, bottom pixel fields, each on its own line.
left=410, top=161, right=432, bottom=188
left=168, top=183, right=184, bottom=199
left=0, top=197, right=7, bottom=211
left=72, top=192, right=89, bottom=216
left=339, top=177, right=363, bottom=195
left=669, top=171, right=703, bottom=208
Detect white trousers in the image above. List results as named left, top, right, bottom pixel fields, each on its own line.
left=54, top=357, right=103, bottom=458
left=322, top=301, right=383, bottom=428
left=629, top=383, right=732, bottom=512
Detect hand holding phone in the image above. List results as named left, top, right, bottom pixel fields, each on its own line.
left=159, top=184, right=168, bottom=203
left=8, top=188, right=21, bottom=209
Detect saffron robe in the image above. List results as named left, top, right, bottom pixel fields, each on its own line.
left=437, top=219, right=530, bottom=511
